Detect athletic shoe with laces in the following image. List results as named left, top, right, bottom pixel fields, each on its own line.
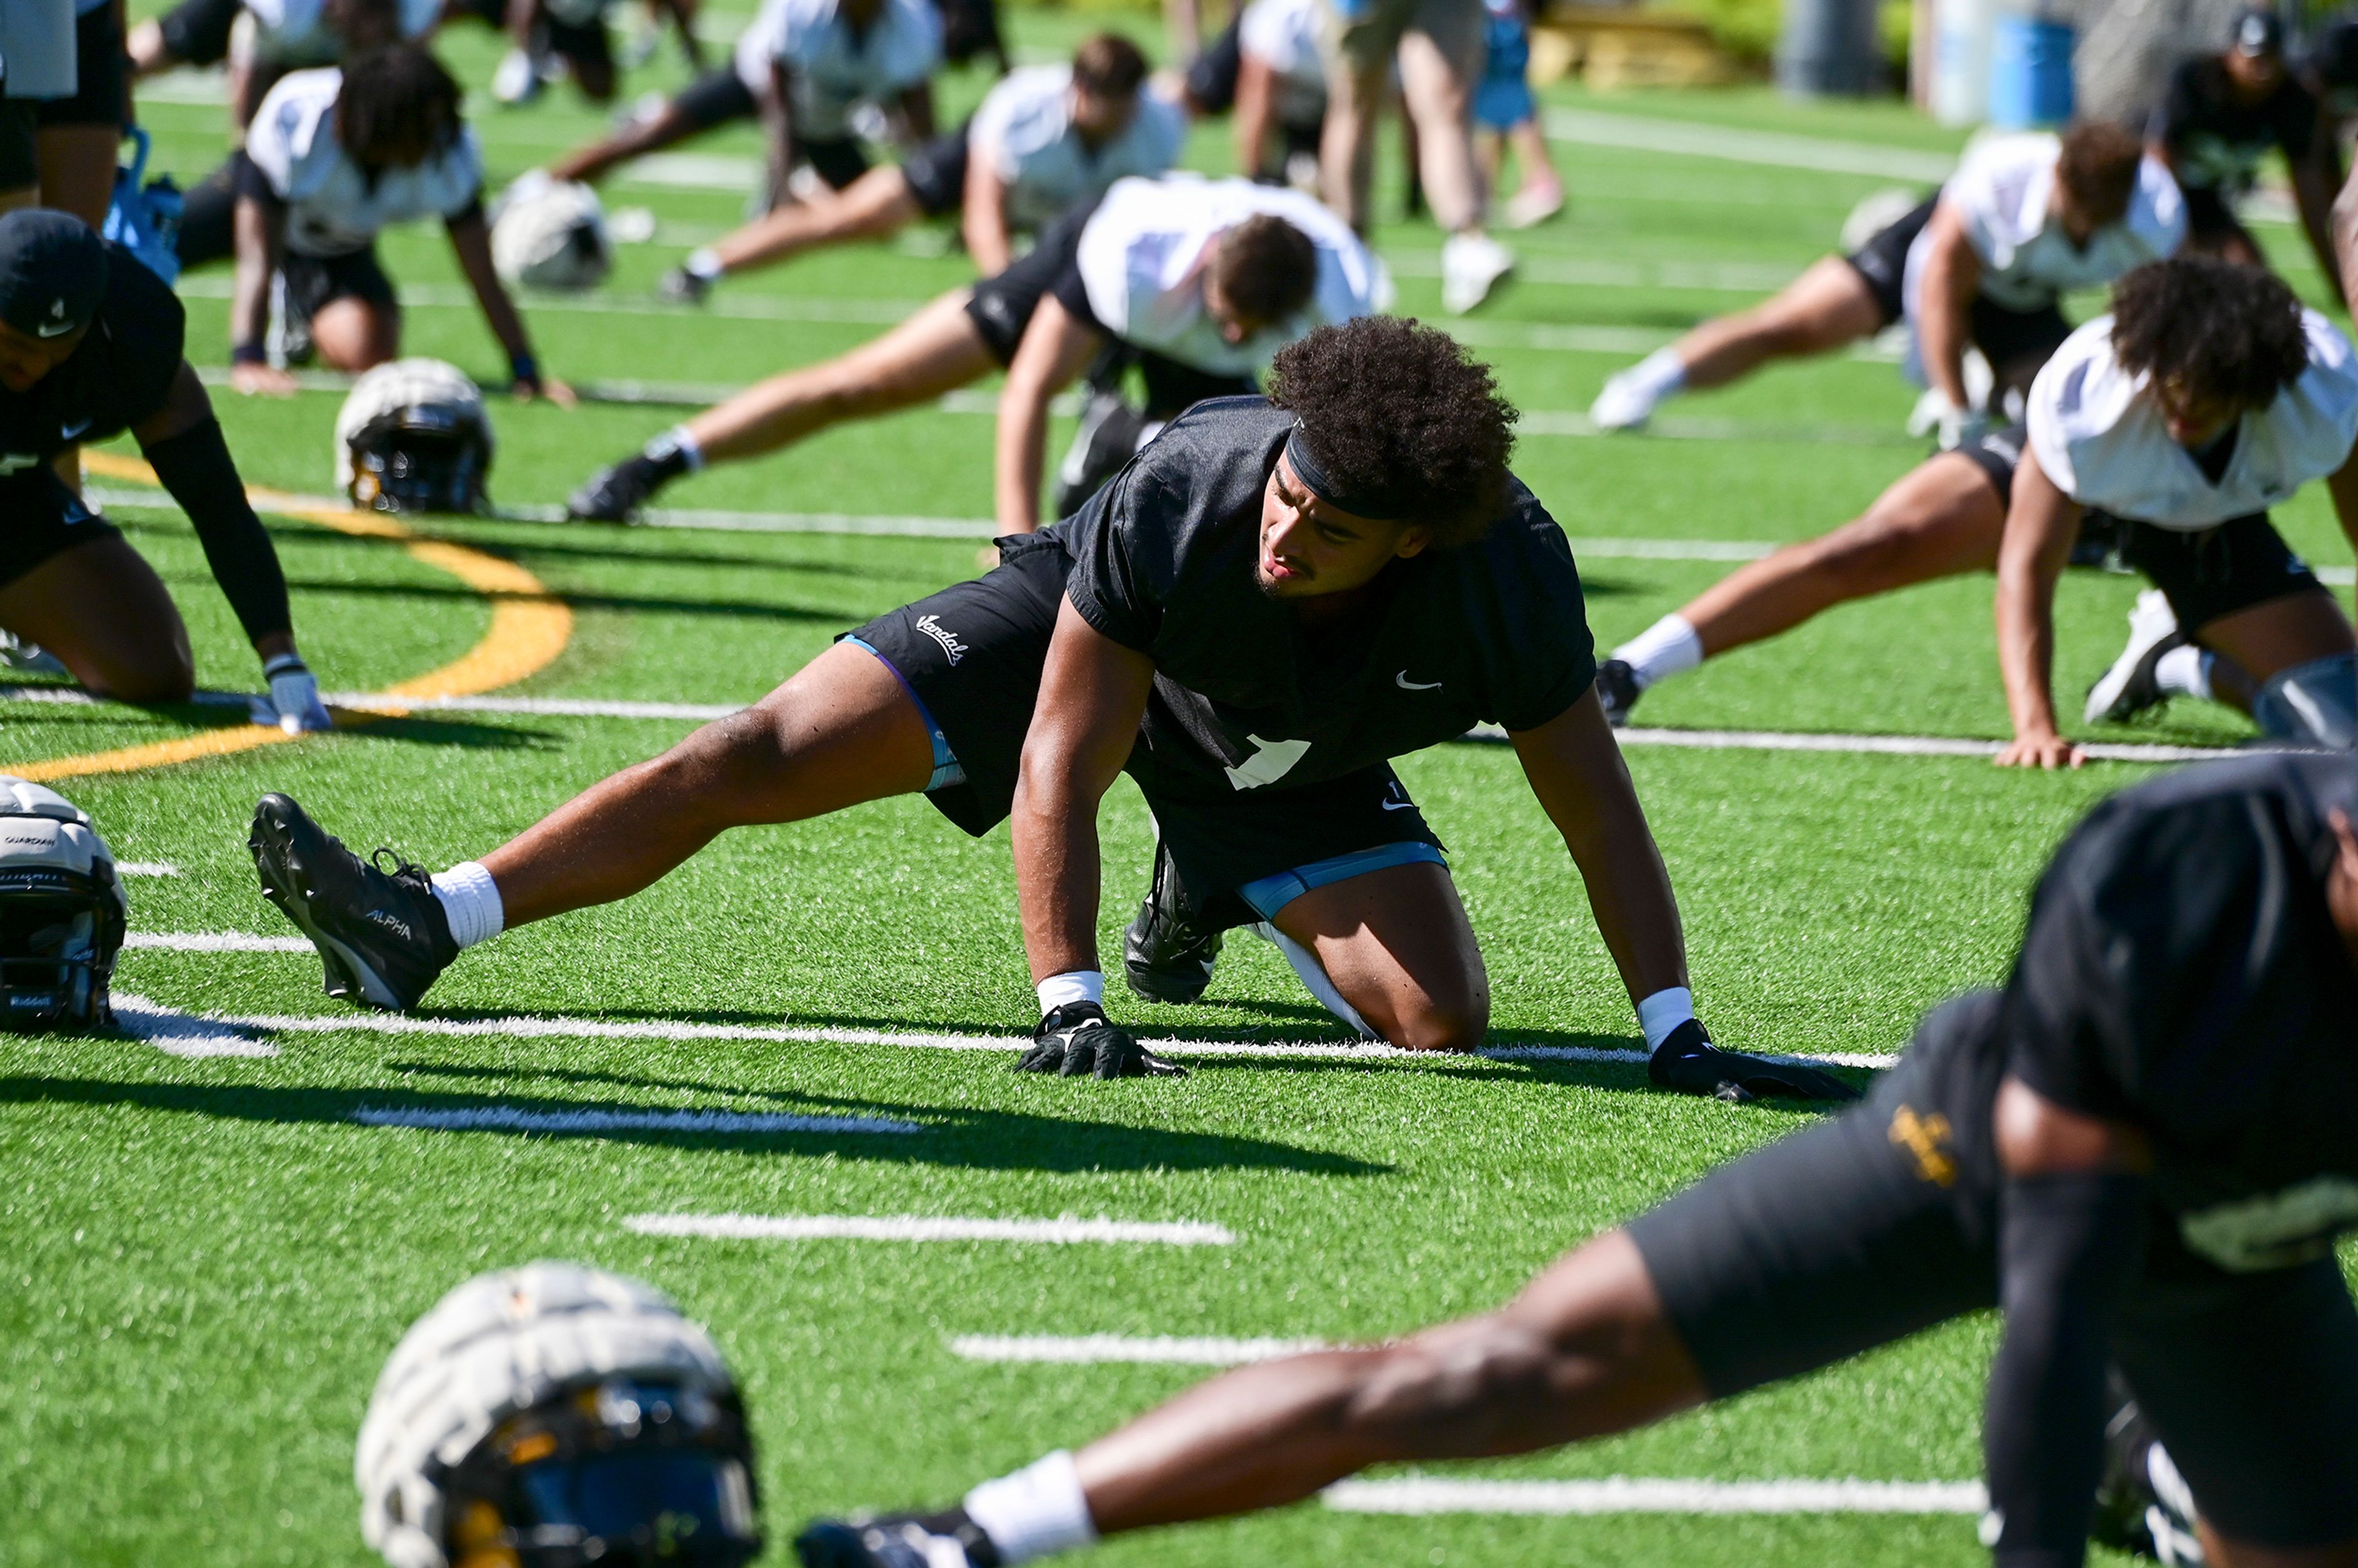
left=1440, top=231, right=1514, bottom=314
left=2084, top=589, right=2185, bottom=725
left=1589, top=367, right=1661, bottom=432
left=2091, top=1390, right=2206, bottom=1566
left=568, top=454, right=666, bottom=522
left=658, top=265, right=711, bottom=305
left=1593, top=658, right=1643, bottom=727
left=1123, top=840, right=1226, bottom=1004
left=795, top=1510, right=1000, bottom=1568
left=249, top=793, right=457, bottom=1011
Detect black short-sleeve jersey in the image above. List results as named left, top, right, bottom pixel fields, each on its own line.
left=2155, top=55, right=2319, bottom=190
left=1998, top=754, right=2358, bottom=1273
left=0, top=244, right=185, bottom=478
left=1057, top=397, right=1598, bottom=800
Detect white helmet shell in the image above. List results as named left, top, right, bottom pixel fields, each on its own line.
left=492, top=176, right=614, bottom=292
left=0, top=775, right=128, bottom=1030
left=355, top=1262, right=740, bottom=1568
left=333, top=359, right=494, bottom=507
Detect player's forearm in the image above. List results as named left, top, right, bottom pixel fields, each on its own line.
left=2332, top=163, right=2358, bottom=315
left=1010, top=780, right=1105, bottom=981
left=451, top=216, right=537, bottom=367
left=1994, top=561, right=2065, bottom=739
left=995, top=383, right=1052, bottom=534
left=2297, top=165, right=2346, bottom=300
left=1234, top=60, right=1274, bottom=176
left=963, top=175, right=1013, bottom=276
left=229, top=201, right=276, bottom=354
left=1918, top=233, right=1977, bottom=408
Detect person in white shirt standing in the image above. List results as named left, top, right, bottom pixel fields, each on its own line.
left=567, top=173, right=1387, bottom=532
left=174, top=46, right=570, bottom=404
left=1181, top=0, right=1328, bottom=187
left=660, top=33, right=1182, bottom=301
left=1994, top=256, right=2358, bottom=764
left=1593, top=123, right=2183, bottom=439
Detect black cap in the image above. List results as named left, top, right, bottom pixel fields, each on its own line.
left=2233, top=8, right=2286, bottom=58
left=0, top=211, right=109, bottom=343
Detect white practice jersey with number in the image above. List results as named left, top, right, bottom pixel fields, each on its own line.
left=732, top=0, right=941, bottom=139
left=246, top=68, right=484, bottom=257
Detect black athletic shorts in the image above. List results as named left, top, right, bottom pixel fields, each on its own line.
left=2182, top=184, right=2247, bottom=245
left=798, top=133, right=870, bottom=192
left=157, top=0, right=241, bottom=69
left=0, top=103, right=34, bottom=194
left=1628, top=988, right=2358, bottom=1550
left=1186, top=15, right=1245, bottom=113
left=36, top=4, right=131, bottom=129
left=674, top=67, right=760, bottom=130
left=841, top=532, right=1444, bottom=905
left=0, top=467, right=125, bottom=591
left=543, top=11, right=613, bottom=74
left=284, top=245, right=400, bottom=319
left=1845, top=195, right=2072, bottom=375
left=900, top=119, right=971, bottom=218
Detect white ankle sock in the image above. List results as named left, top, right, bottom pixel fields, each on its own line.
left=429, top=862, right=504, bottom=950
left=648, top=425, right=705, bottom=471
left=962, top=1451, right=1098, bottom=1565
left=2154, top=644, right=2213, bottom=702
left=1635, top=985, right=1695, bottom=1050
left=1614, top=615, right=1705, bottom=689
left=1035, top=969, right=1104, bottom=1014
left=1251, top=923, right=1377, bottom=1039
left=685, top=247, right=723, bottom=281
left=1624, top=346, right=1688, bottom=401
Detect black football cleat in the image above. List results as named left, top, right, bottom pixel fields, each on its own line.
left=2092, top=1389, right=2207, bottom=1566
left=1123, top=840, right=1226, bottom=1004
left=1648, top=1018, right=1859, bottom=1104
left=658, top=265, right=711, bottom=305
left=795, top=1512, right=1000, bottom=1568
left=567, top=454, right=666, bottom=522
left=1593, top=658, right=1642, bottom=728
left=249, top=793, right=457, bottom=1011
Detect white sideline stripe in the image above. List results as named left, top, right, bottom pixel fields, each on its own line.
left=952, top=1333, right=1330, bottom=1364
left=628, top=1213, right=1233, bottom=1244
left=1389, top=252, right=1800, bottom=292
left=94, top=996, right=1896, bottom=1069
left=1323, top=1476, right=1988, bottom=1516
left=117, top=862, right=179, bottom=877
left=125, top=931, right=313, bottom=952
left=112, top=992, right=280, bottom=1058
left=616, top=152, right=764, bottom=190
left=1544, top=107, right=1958, bottom=182
left=354, top=1106, right=922, bottom=1135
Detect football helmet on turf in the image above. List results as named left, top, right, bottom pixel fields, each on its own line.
left=492, top=176, right=615, bottom=292
left=335, top=359, right=496, bottom=514
left=0, top=776, right=128, bottom=1033
left=359, top=1262, right=763, bottom=1568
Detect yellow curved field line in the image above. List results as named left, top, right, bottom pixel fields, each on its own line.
left=11, top=452, right=574, bottom=783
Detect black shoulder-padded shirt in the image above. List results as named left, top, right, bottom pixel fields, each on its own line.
left=2156, top=55, right=2319, bottom=190
left=1057, top=397, right=1598, bottom=800
left=1999, top=753, right=2358, bottom=1273
left=0, top=246, right=185, bottom=476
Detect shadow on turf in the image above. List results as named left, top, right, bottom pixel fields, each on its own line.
left=0, top=1075, right=1389, bottom=1174
left=278, top=577, right=856, bottom=624
left=0, top=685, right=545, bottom=751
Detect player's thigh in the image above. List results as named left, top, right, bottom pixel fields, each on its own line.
left=34, top=125, right=119, bottom=229
left=823, top=292, right=996, bottom=402
left=2118, top=1257, right=2358, bottom=1556
left=1746, top=255, right=1886, bottom=344
left=0, top=530, right=194, bottom=702
left=312, top=296, right=402, bottom=370
left=1269, top=859, right=1488, bottom=1049
left=2194, top=588, right=2356, bottom=682
left=682, top=639, right=937, bottom=816
left=1814, top=450, right=2009, bottom=584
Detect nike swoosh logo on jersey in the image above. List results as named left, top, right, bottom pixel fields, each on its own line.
left=58, top=419, right=91, bottom=440
left=1380, top=798, right=1414, bottom=811
left=35, top=321, right=74, bottom=338
left=1395, top=672, right=1442, bottom=691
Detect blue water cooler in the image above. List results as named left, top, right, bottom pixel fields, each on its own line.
left=1988, top=9, right=2075, bottom=126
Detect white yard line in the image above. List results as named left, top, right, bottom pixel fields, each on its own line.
left=1543, top=107, right=1957, bottom=182
left=117, top=861, right=180, bottom=877
left=356, top=1106, right=922, bottom=1135
left=628, top=1213, right=1234, bottom=1244
left=1324, top=1475, right=1987, bottom=1516
left=113, top=992, right=282, bottom=1058
left=125, top=931, right=312, bottom=952
left=951, top=1333, right=1331, bottom=1364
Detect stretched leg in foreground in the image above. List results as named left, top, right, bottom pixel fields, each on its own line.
left=1591, top=257, right=1885, bottom=431
left=569, top=292, right=996, bottom=519
left=248, top=642, right=935, bottom=1007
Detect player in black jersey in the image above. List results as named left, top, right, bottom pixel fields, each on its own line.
left=0, top=211, right=329, bottom=731
left=792, top=750, right=2358, bottom=1568
left=246, top=317, right=1846, bottom=1103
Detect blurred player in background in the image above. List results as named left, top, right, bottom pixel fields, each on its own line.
left=130, top=0, right=438, bottom=129
left=0, top=0, right=78, bottom=213
left=660, top=33, right=1181, bottom=299
left=36, top=0, right=133, bottom=229
left=446, top=0, right=706, bottom=108
left=568, top=173, right=1385, bottom=533
left=1593, top=123, right=2181, bottom=437
left=1471, top=0, right=1561, bottom=230
left=173, top=46, right=570, bottom=403
left=1181, top=0, right=1327, bottom=187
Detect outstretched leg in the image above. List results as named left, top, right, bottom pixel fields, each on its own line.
left=0, top=532, right=196, bottom=704
left=1592, top=258, right=1885, bottom=430
left=684, top=166, right=925, bottom=290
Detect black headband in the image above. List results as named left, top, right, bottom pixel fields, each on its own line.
left=1283, top=422, right=1408, bottom=522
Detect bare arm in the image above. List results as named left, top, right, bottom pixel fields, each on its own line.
left=960, top=138, right=1015, bottom=276
left=504, top=0, right=538, bottom=51
left=446, top=205, right=575, bottom=405
left=1916, top=199, right=1983, bottom=413
left=2333, top=158, right=2358, bottom=316
left=2292, top=148, right=2347, bottom=304
left=995, top=295, right=1105, bottom=533
left=658, top=0, right=707, bottom=69
left=1011, top=598, right=1157, bottom=984
left=1232, top=52, right=1277, bottom=179
left=228, top=193, right=300, bottom=395
left=896, top=81, right=936, bottom=144
left=1993, top=444, right=2085, bottom=768
left=1508, top=687, right=1687, bottom=1007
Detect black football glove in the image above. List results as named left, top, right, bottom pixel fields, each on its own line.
left=1648, top=1017, right=1859, bottom=1104
left=1017, top=1001, right=1189, bottom=1079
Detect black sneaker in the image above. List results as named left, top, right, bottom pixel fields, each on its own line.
left=1123, top=840, right=1226, bottom=1004
left=1648, top=1018, right=1859, bottom=1103
left=1594, top=658, right=1643, bottom=727
left=567, top=454, right=667, bottom=522
left=249, top=793, right=457, bottom=1011
left=2092, top=1389, right=2206, bottom=1565
left=795, top=1512, right=999, bottom=1568
left=658, top=266, right=712, bottom=305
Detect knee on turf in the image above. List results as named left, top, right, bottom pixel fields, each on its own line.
left=2253, top=653, right=2358, bottom=750
left=79, top=636, right=195, bottom=705
left=1385, top=991, right=1488, bottom=1054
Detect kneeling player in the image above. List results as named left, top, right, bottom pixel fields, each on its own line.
left=569, top=174, right=1387, bottom=536
left=1995, top=257, right=2358, bottom=766
left=248, top=319, right=1844, bottom=1102
left=0, top=211, right=328, bottom=728
left=1591, top=122, right=2181, bottom=441
left=795, top=750, right=2358, bottom=1568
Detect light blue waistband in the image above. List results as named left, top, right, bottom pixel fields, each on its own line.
left=844, top=636, right=967, bottom=791
left=1237, top=840, right=1446, bottom=920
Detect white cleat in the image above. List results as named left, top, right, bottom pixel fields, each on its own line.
left=1441, top=231, right=1514, bottom=314
left=1589, top=367, right=1663, bottom=432
left=2085, top=588, right=2184, bottom=724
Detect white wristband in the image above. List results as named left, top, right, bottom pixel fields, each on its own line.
left=1636, top=986, right=1695, bottom=1052
left=1035, top=970, right=1104, bottom=1014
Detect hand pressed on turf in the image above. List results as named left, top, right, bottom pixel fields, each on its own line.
left=1648, top=1018, right=1858, bottom=1103
left=1019, top=1002, right=1188, bottom=1079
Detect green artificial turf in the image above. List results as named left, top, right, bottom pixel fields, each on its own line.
left=3, top=9, right=2353, bottom=1564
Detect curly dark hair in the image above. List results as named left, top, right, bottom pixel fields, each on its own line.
left=2054, top=120, right=2142, bottom=228
left=2111, top=256, right=2309, bottom=411
left=336, top=44, right=464, bottom=171
left=1267, top=317, right=1519, bottom=548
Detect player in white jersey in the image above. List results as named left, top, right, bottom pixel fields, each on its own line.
left=445, top=0, right=705, bottom=109
left=1593, top=123, right=2183, bottom=440
left=173, top=49, right=571, bottom=404
left=1993, top=257, right=2358, bottom=764
left=131, top=0, right=440, bottom=128
left=543, top=0, right=940, bottom=211
left=569, top=174, right=1388, bottom=534
left=659, top=34, right=1182, bottom=301
left=1181, top=0, right=1327, bottom=186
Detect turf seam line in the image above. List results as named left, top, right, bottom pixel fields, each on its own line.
left=1541, top=107, right=1958, bottom=181
left=627, top=1214, right=1234, bottom=1244
left=1323, top=1475, right=1988, bottom=1515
